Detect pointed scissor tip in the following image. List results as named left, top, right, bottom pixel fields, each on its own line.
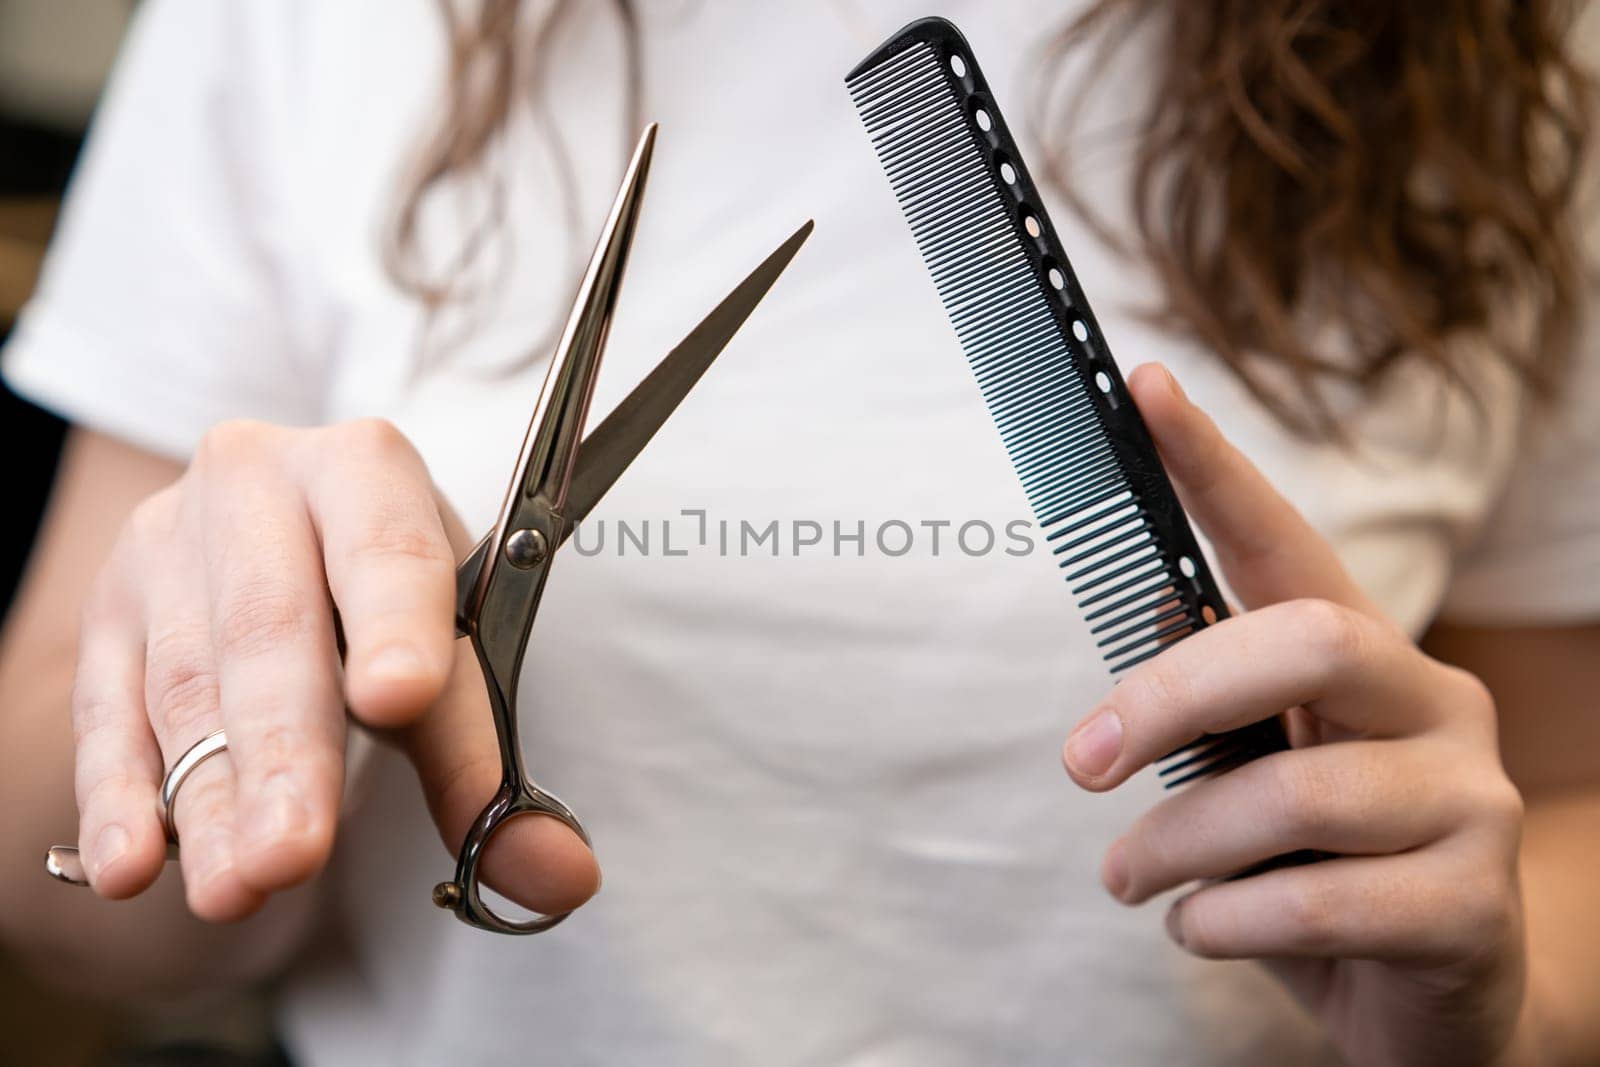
left=608, top=124, right=657, bottom=223
left=631, top=123, right=658, bottom=170
left=780, top=219, right=815, bottom=256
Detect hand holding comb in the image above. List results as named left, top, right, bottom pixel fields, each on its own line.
left=847, top=23, right=1548, bottom=1062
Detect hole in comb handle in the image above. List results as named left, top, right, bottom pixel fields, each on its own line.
left=1095, top=370, right=1119, bottom=410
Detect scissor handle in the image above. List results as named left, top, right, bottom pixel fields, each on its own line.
left=431, top=776, right=591, bottom=935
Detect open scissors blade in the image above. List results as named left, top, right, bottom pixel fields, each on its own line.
left=455, top=216, right=814, bottom=627
left=513, top=126, right=656, bottom=523
left=563, top=217, right=814, bottom=533
left=455, top=123, right=656, bottom=649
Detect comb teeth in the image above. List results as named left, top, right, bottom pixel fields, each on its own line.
left=848, top=19, right=1292, bottom=787
left=848, top=39, right=1196, bottom=675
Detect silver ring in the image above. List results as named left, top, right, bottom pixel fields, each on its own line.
left=159, top=729, right=229, bottom=844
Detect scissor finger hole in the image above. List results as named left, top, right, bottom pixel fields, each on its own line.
left=443, top=790, right=591, bottom=934
left=472, top=854, right=565, bottom=930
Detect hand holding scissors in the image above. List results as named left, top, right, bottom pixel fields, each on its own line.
left=45, top=124, right=813, bottom=935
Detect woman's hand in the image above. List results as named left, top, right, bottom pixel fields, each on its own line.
left=71, top=419, right=599, bottom=922
left=1064, top=366, right=1529, bottom=1066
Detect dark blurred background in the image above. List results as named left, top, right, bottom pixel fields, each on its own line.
left=2, top=2, right=131, bottom=1063
left=0, top=0, right=126, bottom=609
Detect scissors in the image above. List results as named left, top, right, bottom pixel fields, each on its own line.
left=435, top=124, right=810, bottom=933
left=44, top=123, right=815, bottom=937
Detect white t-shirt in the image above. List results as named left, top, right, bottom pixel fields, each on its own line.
left=6, top=2, right=1598, bottom=1064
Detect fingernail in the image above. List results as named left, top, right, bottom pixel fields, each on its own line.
left=247, top=775, right=308, bottom=843
left=366, top=643, right=426, bottom=683
left=90, top=823, right=129, bottom=880
left=1161, top=364, right=1186, bottom=401
left=1165, top=899, right=1186, bottom=946
left=1066, top=708, right=1123, bottom=778
left=1102, top=839, right=1129, bottom=901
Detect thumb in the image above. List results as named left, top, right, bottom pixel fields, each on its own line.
left=1126, top=362, right=1378, bottom=618
left=401, top=638, right=601, bottom=918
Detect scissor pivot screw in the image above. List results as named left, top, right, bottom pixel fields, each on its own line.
left=505, top=529, right=548, bottom=569
left=432, top=881, right=463, bottom=909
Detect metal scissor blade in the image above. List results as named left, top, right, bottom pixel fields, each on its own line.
left=506, top=123, right=656, bottom=519
left=458, top=124, right=654, bottom=649
left=455, top=219, right=809, bottom=634
left=559, top=218, right=815, bottom=539
left=454, top=533, right=492, bottom=638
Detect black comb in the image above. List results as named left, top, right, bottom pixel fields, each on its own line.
left=846, top=18, right=1292, bottom=791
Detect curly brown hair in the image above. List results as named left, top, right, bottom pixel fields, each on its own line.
left=1031, top=0, right=1594, bottom=436
left=390, top=1, right=1593, bottom=437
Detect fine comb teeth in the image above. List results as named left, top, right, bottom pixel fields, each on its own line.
left=846, top=18, right=1290, bottom=789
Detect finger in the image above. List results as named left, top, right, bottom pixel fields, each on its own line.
left=70, top=533, right=167, bottom=898
left=1163, top=848, right=1516, bottom=964
left=1106, top=739, right=1451, bottom=904
left=403, top=639, right=600, bottom=918
left=299, top=420, right=457, bottom=729
left=1125, top=363, right=1380, bottom=617
left=1063, top=597, right=1440, bottom=789
left=141, top=544, right=265, bottom=922
left=192, top=426, right=346, bottom=894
